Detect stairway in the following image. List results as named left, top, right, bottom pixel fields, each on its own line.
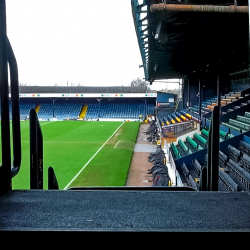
left=35, top=104, right=41, bottom=113
left=79, top=104, right=88, bottom=119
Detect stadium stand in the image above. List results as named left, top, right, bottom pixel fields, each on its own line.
left=37, top=103, right=53, bottom=120
left=54, top=103, right=82, bottom=120
left=171, top=130, right=250, bottom=192
left=221, top=111, right=250, bottom=133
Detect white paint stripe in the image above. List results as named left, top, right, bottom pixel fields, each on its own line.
left=114, top=140, right=120, bottom=148
left=63, top=121, right=125, bottom=190
left=40, top=121, right=54, bottom=126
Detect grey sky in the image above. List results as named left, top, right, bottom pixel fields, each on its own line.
left=6, top=0, right=179, bottom=90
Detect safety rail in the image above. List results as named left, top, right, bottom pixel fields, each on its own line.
left=161, top=121, right=196, bottom=138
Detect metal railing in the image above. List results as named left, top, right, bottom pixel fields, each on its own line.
left=161, top=121, right=196, bottom=138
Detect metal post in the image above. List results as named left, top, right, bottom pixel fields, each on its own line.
left=217, top=71, right=221, bottom=120
left=199, top=77, right=201, bottom=120
left=199, top=167, right=207, bottom=191
left=210, top=106, right=219, bottom=191
left=30, top=109, right=38, bottom=189
left=30, top=108, right=43, bottom=189
left=188, top=79, right=190, bottom=109
left=7, top=38, right=21, bottom=178
left=0, top=0, right=12, bottom=195
left=182, top=79, right=184, bottom=110
left=248, top=0, right=250, bottom=64
left=207, top=119, right=212, bottom=191
left=52, top=99, right=55, bottom=117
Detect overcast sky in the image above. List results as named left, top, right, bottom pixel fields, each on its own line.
left=6, top=0, right=179, bottom=90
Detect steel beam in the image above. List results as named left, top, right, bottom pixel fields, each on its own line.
left=150, top=3, right=248, bottom=13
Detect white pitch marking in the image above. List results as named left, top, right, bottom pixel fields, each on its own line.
left=40, top=121, right=54, bottom=126
left=63, top=121, right=125, bottom=190
left=114, top=140, right=120, bottom=148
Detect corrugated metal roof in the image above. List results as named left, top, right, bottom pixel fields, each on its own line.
left=132, top=0, right=249, bottom=82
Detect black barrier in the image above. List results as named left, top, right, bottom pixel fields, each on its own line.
left=48, top=167, right=59, bottom=190
left=30, top=108, right=43, bottom=189
left=7, top=38, right=21, bottom=178
left=0, top=0, right=11, bottom=196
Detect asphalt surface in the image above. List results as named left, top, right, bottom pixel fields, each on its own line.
left=1, top=190, right=250, bottom=231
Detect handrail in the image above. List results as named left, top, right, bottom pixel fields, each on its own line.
left=0, top=0, right=11, bottom=195
left=7, top=37, right=21, bottom=178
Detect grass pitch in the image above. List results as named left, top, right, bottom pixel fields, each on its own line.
left=0, top=121, right=140, bottom=190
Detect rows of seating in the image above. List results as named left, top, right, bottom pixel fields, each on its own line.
left=8, top=101, right=37, bottom=120
left=179, top=156, right=239, bottom=191
left=37, top=103, right=54, bottom=120
left=220, top=142, right=250, bottom=190
left=180, top=162, right=198, bottom=190
left=54, top=103, right=82, bottom=120
left=8, top=101, right=155, bottom=121
left=84, top=103, right=154, bottom=120
left=177, top=137, right=250, bottom=191
left=158, top=111, right=191, bottom=126
left=170, top=134, right=204, bottom=160
left=222, top=112, right=250, bottom=133
left=170, top=126, right=235, bottom=160
left=189, top=91, right=242, bottom=115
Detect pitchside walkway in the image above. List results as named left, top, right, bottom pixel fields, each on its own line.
left=126, top=124, right=156, bottom=186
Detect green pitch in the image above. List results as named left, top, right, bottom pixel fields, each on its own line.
left=0, top=121, right=140, bottom=190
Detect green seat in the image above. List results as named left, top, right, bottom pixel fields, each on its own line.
left=186, top=136, right=198, bottom=150
left=237, top=115, right=250, bottom=124
left=219, top=130, right=227, bottom=140
left=194, top=132, right=207, bottom=146
left=201, top=129, right=209, bottom=137
left=222, top=122, right=241, bottom=133
left=171, top=142, right=181, bottom=159
left=245, top=112, right=250, bottom=118
left=229, top=119, right=250, bottom=130
left=178, top=139, right=188, bottom=153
